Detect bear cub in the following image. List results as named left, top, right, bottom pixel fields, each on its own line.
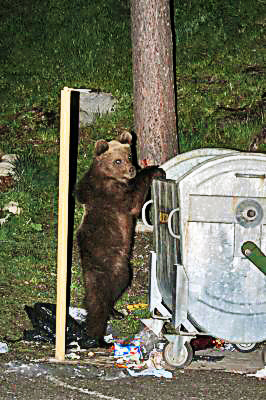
left=76, top=132, right=165, bottom=346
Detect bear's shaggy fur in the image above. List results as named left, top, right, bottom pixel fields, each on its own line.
left=76, top=132, right=165, bottom=344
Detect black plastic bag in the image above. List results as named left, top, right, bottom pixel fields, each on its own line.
left=23, top=303, right=88, bottom=346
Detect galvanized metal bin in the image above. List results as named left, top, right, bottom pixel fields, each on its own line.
left=142, top=149, right=266, bottom=368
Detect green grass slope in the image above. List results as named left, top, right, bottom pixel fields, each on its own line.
left=0, top=0, right=265, bottom=345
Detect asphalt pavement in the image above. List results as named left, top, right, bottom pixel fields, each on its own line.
left=0, top=347, right=265, bottom=400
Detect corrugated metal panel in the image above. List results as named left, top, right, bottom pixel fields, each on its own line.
left=152, top=179, right=179, bottom=309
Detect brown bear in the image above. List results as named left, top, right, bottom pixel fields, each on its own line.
left=76, top=132, right=165, bottom=347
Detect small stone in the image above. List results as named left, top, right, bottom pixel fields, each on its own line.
left=0, top=161, right=15, bottom=176
left=1, top=154, right=18, bottom=163
left=79, top=91, right=117, bottom=126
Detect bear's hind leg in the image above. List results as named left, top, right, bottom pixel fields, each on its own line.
left=83, top=268, right=113, bottom=342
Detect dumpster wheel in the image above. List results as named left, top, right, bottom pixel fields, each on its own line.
left=232, top=342, right=258, bottom=353
left=163, top=341, right=193, bottom=369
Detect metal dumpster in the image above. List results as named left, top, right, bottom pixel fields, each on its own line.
left=142, top=149, right=266, bottom=368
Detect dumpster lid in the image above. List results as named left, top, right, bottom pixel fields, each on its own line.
left=161, top=148, right=238, bottom=181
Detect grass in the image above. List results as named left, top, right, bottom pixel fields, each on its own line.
left=0, top=0, right=265, bottom=350
left=0, top=0, right=132, bottom=114
left=174, top=0, right=265, bottom=152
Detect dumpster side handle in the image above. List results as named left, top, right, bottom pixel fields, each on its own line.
left=142, top=200, right=153, bottom=228
left=168, top=208, right=180, bottom=239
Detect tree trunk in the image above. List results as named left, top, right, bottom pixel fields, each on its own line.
left=131, top=0, right=179, bottom=167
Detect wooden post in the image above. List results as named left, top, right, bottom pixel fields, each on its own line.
left=55, top=87, right=71, bottom=361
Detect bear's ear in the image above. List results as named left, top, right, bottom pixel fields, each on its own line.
left=95, top=140, right=109, bottom=156
left=118, top=131, right=132, bottom=145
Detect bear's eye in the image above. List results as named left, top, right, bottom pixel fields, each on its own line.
left=114, top=159, right=122, bottom=165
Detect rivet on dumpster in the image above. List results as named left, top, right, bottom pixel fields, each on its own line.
left=141, top=148, right=266, bottom=368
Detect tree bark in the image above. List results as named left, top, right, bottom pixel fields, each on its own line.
left=131, top=0, right=179, bottom=167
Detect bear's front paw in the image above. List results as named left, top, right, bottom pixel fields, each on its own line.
left=153, top=167, right=166, bottom=179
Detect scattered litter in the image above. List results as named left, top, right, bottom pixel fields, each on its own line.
left=0, top=213, right=9, bottom=226
left=111, top=332, right=174, bottom=379
left=104, top=334, right=114, bottom=343
left=67, top=341, right=82, bottom=352
left=23, top=303, right=88, bottom=346
left=223, top=343, right=236, bottom=351
left=3, top=201, right=22, bottom=215
left=101, top=369, right=128, bottom=381
left=6, top=361, right=48, bottom=378
left=146, top=349, right=164, bottom=369
left=247, top=366, right=266, bottom=379
left=23, top=303, right=124, bottom=348
left=113, top=339, right=144, bottom=369
left=230, top=370, right=246, bottom=375
left=214, top=339, right=225, bottom=349
left=127, top=368, right=172, bottom=379
left=68, top=306, right=87, bottom=323
left=0, top=202, right=22, bottom=226
left=66, top=352, right=80, bottom=360
left=126, top=303, right=148, bottom=312
left=5, top=361, right=102, bottom=380
left=137, top=323, right=165, bottom=353
left=0, top=342, right=8, bottom=353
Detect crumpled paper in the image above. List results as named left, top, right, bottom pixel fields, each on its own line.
left=127, top=368, right=172, bottom=379
left=247, top=367, right=266, bottom=379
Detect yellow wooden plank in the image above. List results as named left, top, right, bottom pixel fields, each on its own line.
left=55, top=87, right=71, bottom=361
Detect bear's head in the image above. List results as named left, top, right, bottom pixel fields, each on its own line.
left=94, top=131, right=136, bottom=182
